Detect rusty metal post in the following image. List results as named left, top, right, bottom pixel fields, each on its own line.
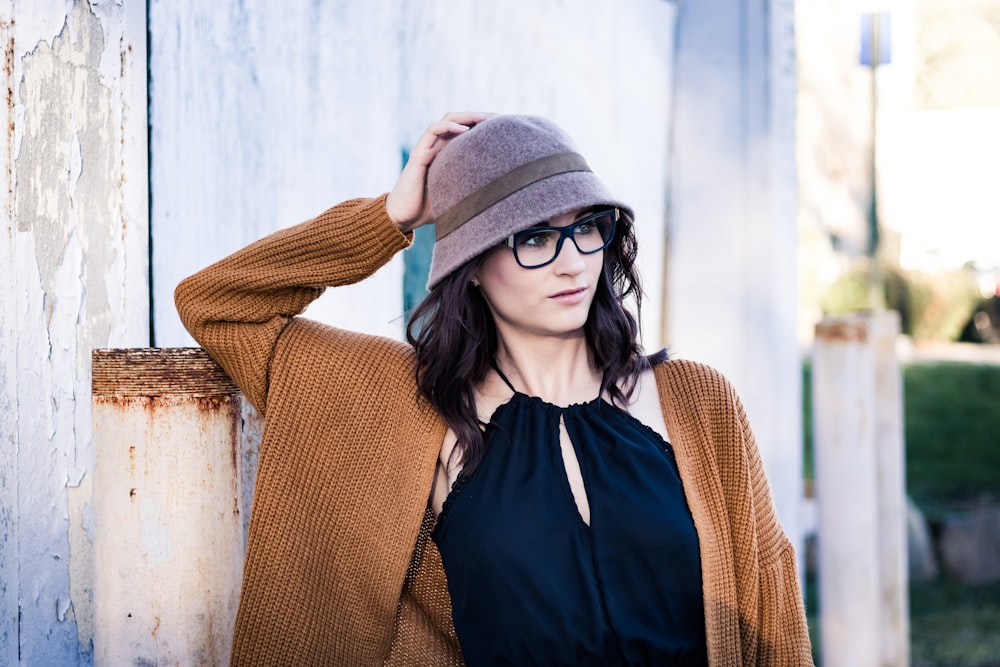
left=812, top=311, right=908, bottom=667
left=92, top=348, right=244, bottom=666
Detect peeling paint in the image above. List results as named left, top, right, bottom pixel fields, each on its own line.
left=16, top=0, right=117, bottom=341
left=0, top=0, right=20, bottom=631
left=67, top=470, right=93, bottom=649
left=3, top=0, right=148, bottom=662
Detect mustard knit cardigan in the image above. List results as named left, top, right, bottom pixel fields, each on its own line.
left=175, top=196, right=813, bottom=666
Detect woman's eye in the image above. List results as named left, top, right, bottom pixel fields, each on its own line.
left=574, top=221, right=596, bottom=235
left=518, top=232, right=552, bottom=249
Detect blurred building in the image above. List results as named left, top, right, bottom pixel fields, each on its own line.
left=798, top=0, right=1000, bottom=339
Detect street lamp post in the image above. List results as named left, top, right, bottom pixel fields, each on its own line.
left=861, top=11, right=892, bottom=310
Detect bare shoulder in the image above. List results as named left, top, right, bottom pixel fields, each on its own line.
left=625, top=366, right=671, bottom=443
left=432, top=377, right=511, bottom=516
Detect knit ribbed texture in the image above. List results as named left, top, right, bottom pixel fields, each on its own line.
left=175, top=196, right=813, bottom=666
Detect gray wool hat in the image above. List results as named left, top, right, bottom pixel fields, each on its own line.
left=425, top=114, right=633, bottom=290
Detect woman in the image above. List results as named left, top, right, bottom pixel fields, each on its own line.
left=175, top=112, right=813, bottom=666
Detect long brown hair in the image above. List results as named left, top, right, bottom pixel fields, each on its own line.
left=406, top=212, right=665, bottom=472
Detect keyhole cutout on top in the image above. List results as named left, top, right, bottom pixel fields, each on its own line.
left=491, top=363, right=594, bottom=527
left=559, top=415, right=591, bottom=527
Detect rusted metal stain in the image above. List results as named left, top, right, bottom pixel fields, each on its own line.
left=92, top=348, right=239, bottom=397
left=195, top=396, right=229, bottom=412
left=93, top=394, right=238, bottom=409
left=93, top=348, right=245, bottom=665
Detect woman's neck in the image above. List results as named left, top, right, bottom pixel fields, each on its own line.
left=492, top=334, right=602, bottom=407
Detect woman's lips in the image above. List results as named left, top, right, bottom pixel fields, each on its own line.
left=549, top=287, right=588, bottom=304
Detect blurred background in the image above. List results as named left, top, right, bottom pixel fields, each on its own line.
left=0, top=0, right=997, bottom=664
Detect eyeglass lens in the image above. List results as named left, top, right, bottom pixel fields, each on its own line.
left=512, top=210, right=616, bottom=268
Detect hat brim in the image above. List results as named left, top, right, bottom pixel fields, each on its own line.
left=426, top=170, right=633, bottom=290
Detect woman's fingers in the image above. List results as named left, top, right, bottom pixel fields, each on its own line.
left=411, top=113, right=493, bottom=165
left=387, top=112, right=494, bottom=231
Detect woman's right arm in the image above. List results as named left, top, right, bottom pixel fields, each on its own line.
left=175, top=112, right=492, bottom=413
left=174, top=195, right=408, bottom=414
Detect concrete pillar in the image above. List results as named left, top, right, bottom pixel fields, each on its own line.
left=667, top=0, right=804, bottom=557
left=92, top=349, right=244, bottom=666
left=812, top=311, right=908, bottom=667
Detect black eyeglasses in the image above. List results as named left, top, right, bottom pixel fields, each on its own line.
left=503, top=208, right=618, bottom=269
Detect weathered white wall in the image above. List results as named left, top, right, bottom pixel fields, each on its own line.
left=396, top=1, right=675, bottom=347
left=149, top=0, right=407, bottom=346
left=151, top=0, right=676, bottom=351
left=0, top=0, right=148, bottom=664
left=667, top=0, right=805, bottom=552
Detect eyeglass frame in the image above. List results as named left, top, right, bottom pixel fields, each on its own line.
left=502, top=207, right=619, bottom=269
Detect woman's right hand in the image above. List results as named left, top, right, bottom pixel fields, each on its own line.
left=386, top=111, right=493, bottom=233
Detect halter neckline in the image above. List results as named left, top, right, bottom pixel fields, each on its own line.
left=491, top=361, right=604, bottom=405
left=492, top=363, right=518, bottom=393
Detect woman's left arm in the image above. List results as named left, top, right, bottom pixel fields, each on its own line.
left=734, top=393, right=815, bottom=665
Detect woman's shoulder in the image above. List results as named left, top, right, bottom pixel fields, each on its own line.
left=650, top=355, right=736, bottom=398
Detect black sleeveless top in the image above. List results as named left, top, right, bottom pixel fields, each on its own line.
left=432, top=372, right=707, bottom=666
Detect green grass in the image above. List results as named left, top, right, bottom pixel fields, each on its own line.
left=910, top=579, right=1000, bottom=667
left=805, top=576, right=1000, bottom=666
left=804, top=360, right=1000, bottom=665
left=803, top=361, right=1000, bottom=513
left=903, top=362, right=1000, bottom=517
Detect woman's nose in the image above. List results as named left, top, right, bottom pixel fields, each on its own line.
left=552, top=238, right=587, bottom=274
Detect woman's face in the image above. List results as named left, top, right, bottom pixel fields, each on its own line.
left=473, top=208, right=605, bottom=342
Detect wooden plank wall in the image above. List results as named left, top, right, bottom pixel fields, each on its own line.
left=0, top=0, right=148, bottom=663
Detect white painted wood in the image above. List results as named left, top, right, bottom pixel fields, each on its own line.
left=0, top=7, right=18, bottom=665
left=813, top=317, right=881, bottom=666
left=149, top=0, right=406, bottom=347
left=667, top=0, right=805, bottom=562
left=813, top=312, right=907, bottom=667
left=0, top=0, right=148, bottom=663
left=872, top=312, right=909, bottom=667
left=92, top=350, right=243, bottom=666
left=239, top=402, right=263, bottom=548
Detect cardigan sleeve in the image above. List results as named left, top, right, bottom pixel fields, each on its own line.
left=733, top=389, right=814, bottom=665
left=755, top=538, right=814, bottom=665
left=173, top=195, right=411, bottom=413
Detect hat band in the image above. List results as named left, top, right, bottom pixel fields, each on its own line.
left=434, top=152, right=591, bottom=240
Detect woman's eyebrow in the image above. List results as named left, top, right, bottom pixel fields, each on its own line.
left=533, top=207, right=603, bottom=227
left=574, top=206, right=603, bottom=220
